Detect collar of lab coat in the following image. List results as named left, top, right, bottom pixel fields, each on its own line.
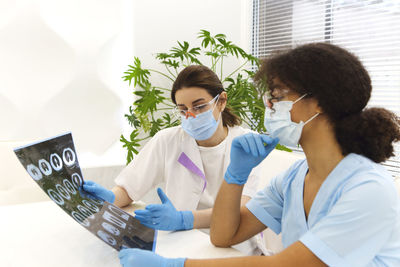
left=178, top=126, right=235, bottom=184
left=179, top=130, right=205, bottom=181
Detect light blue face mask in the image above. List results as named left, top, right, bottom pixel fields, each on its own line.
left=181, top=102, right=221, bottom=141
left=264, top=94, right=319, bottom=147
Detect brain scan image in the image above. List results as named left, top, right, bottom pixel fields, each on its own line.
left=103, top=211, right=127, bottom=229
left=72, top=211, right=90, bottom=227
left=38, top=159, right=52, bottom=176
left=47, top=189, right=64, bottom=206
left=63, top=179, right=76, bottom=195
left=71, top=173, right=83, bottom=189
left=102, top=222, right=121, bottom=236
left=82, top=199, right=100, bottom=213
left=77, top=205, right=94, bottom=219
left=14, top=132, right=156, bottom=252
left=97, top=230, right=117, bottom=246
left=108, top=205, right=129, bottom=221
left=50, top=153, right=63, bottom=171
left=27, top=164, right=42, bottom=181
left=56, top=184, right=71, bottom=200
left=62, top=148, right=76, bottom=167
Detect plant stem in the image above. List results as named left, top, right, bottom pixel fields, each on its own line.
left=210, top=47, right=216, bottom=72
left=220, top=56, right=224, bottom=80
left=149, top=69, right=175, bottom=82
left=242, top=111, right=257, bottom=129
left=154, top=86, right=172, bottom=92
left=211, top=56, right=221, bottom=72
left=164, top=65, right=177, bottom=79
left=223, top=59, right=249, bottom=81
left=162, top=103, right=175, bottom=108
left=137, top=135, right=152, bottom=142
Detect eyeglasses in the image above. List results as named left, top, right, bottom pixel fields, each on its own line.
left=173, top=94, right=220, bottom=119
left=262, top=88, right=290, bottom=108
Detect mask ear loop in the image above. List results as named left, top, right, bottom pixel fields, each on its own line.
left=212, top=94, right=222, bottom=123
left=294, top=93, right=319, bottom=125
left=293, top=93, right=308, bottom=104
left=211, top=94, right=221, bottom=111
left=304, top=113, right=319, bottom=125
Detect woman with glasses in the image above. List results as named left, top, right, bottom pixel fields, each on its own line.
left=84, top=65, right=263, bottom=255
left=118, top=43, right=400, bottom=266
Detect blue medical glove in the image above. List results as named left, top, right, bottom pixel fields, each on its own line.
left=225, top=133, right=279, bottom=185
left=134, top=188, right=193, bottom=231
left=82, top=180, right=115, bottom=203
left=119, top=248, right=185, bottom=267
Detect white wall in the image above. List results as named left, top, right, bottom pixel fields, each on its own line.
left=0, top=0, right=252, bottom=168
left=132, top=0, right=252, bottom=76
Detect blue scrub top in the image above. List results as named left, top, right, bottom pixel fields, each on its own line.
left=246, top=153, right=400, bottom=267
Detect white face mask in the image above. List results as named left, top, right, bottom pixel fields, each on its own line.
left=180, top=95, right=221, bottom=141
left=263, top=94, right=319, bottom=147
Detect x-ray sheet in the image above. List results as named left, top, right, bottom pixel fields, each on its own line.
left=14, top=132, right=156, bottom=251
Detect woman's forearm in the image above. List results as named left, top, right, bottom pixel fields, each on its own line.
left=184, top=241, right=327, bottom=267
left=193, top=208, right=212, bottom=229
left=193, top=196, right=251, bottom=229
left=185, top=255, right=271, bottom=267
left=112, top=185, right=133, bottom=207
left=210, top=181, right=244, bottom=247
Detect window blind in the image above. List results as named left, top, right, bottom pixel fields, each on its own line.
left=252, top=0, right=400, bottom=177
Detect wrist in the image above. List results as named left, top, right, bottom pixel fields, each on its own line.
left=107, top=190, right=116, bottom=203
left=180, top=211, right=194, bottom=230
left=224, top=168, right=248, bottom=185
left=166, top=257, right=186, bottom=267
left=110, top=192, right=116, bottom=203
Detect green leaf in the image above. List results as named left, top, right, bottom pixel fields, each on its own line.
left=198, top=29, right=214, bottom=48
left=214, top=33, right=226, bottom=39
left=205, top=51, right=220, bottom=58
left=149, top=118, right=164, bottom=137
left=224, top=72, right=266, bottom=132
left=134, top=81, right=167, bottom=115
left=161, top=59, right=180, bottom=69
left=162, top=113, right=180, bottom=128
left=170, top=41, right=202, bottom=65
left=120, top=133, right=140, bottom=164
left=275, top=144, right=293, bottom=152
left=156, top=53, right=172, bottom=60
left=124, top=106, right=141, bottom=128
left=122, top=57, right=150, bottom=87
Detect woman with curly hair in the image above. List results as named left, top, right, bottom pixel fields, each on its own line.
left=118, top=43, right=400, bottom=267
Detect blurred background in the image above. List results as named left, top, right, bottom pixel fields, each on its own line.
left=1, top=0, right=399, bottom=204
left=0, top=0, right=252, bottom=168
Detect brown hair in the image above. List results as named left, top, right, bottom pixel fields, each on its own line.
left=254, top=43, right=400, bottom=163
left=171, top=65, right=241, bottom=127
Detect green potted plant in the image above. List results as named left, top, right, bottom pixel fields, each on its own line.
left=120, top=30, right=290, bottom=164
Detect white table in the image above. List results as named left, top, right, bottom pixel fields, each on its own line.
left=0, top=201, right=243, bottom=267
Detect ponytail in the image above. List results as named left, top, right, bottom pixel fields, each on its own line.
left=221, top=106, right=241, bottom=127
left=334, top=107, right=400, bottom=163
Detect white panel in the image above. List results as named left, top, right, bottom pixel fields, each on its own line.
left=132, top=0, right=249, bottom=85
left=0, top=0, right=133, bottom=167
left=0, top=0, right=247, bottom=167
left=38, top=0, right=123, bottom=49
left=0, top=11, right=75, bottom=110
left=38, top=75, right=122, bottom=154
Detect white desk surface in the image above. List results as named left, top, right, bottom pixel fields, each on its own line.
left=0, top=201, right=243, bottom=267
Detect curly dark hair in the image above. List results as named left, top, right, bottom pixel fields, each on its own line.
left=254, top=42, right=400, bottom=163
left=171, top=65, right=241, bottom=127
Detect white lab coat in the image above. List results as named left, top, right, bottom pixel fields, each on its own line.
left=115, top=125, right=260, bottom=211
